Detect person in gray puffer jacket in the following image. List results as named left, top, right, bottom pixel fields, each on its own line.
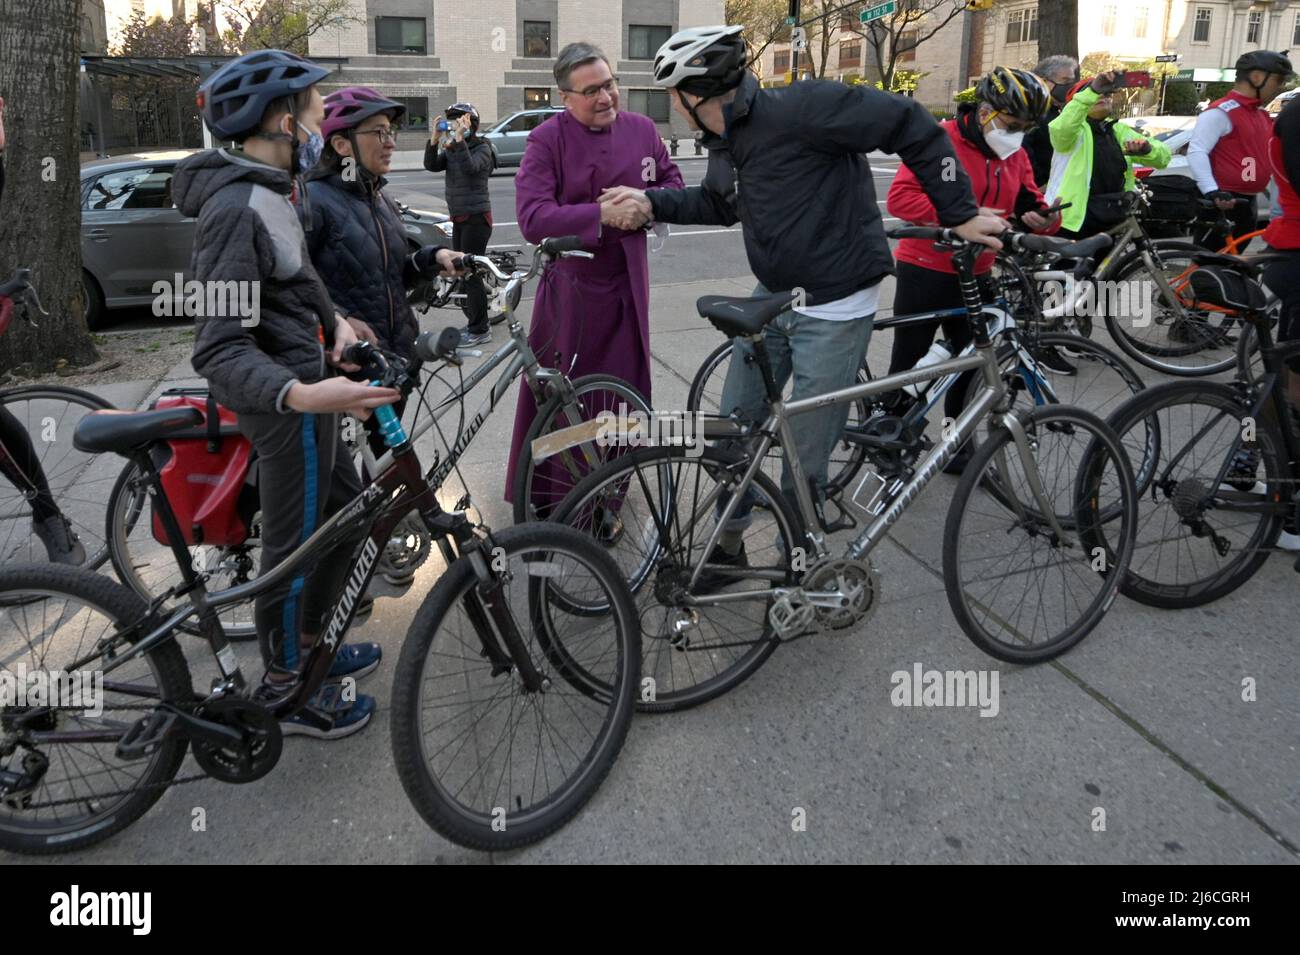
left=423, top=102, right=495, bottom=346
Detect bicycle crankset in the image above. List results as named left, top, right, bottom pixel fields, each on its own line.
left=378, top=513, right=432, bottom=583
left=191, top=697, right=282, bottom=784
left=802, top=557, right=880, bottom=632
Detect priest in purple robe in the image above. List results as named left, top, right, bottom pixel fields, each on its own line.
left=506, top=42, right=684, bottom=510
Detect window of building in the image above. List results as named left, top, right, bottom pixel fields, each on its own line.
left=774, top=48, right=790, bottom=73
left=524, top=88, right=550, bottom=109
left=376, top=16, right=426, bottom=54
left=899, top=29, right=917, bottom=63
left=523, top=20, right=551, bottom=57
left=1005, top=8, right=1039, bottom=44
left=627, top=89, right=671, bottom=122
left=392, top=96, right=428, bottom=131
left=839, top=13, right=855, bottom=31
left=1194, top=7, right=1212, bottom=43
left=1101, top=5, right=1117, bottom=37
left=629, top=24, right=671, bottom=60
left=1134, top=6, right=1148, bottom=38
left=1247, top=10, right=1262, bottom=44
left=840, top=40, right=862, bottom=67
left=1294, top=12, right=1300, bottom=46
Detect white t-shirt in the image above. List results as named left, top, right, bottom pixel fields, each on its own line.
left=794, top=282, right=881, bottom=322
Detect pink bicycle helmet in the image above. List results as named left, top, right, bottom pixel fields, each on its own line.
left=321, top=87, right=406, bottom=141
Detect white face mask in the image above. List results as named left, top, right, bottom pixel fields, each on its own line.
left=983, top=120, right=1025, bottom=160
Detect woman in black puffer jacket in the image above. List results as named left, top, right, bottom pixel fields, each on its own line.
left=424, top=102, right=495, bottom=346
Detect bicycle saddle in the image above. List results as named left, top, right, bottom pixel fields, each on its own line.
left=1014, top=233, right=1113, bottom=259
left=74, top=406, right=204, bottom=454
left=696, top=293, right=791, bottom=337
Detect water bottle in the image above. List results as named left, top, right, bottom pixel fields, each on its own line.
left=370, top=382, right=407, bottom=447
left=903, top=340, right=954, bottom=398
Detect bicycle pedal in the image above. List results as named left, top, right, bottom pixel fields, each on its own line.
left=768, top=591, right=815, bottom=639
left=115, top=709, right=179, bottom=760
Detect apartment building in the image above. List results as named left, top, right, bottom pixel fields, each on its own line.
left=307, top=0, right=724, bottom=135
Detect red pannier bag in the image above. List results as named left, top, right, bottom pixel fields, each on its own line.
left=149, top=389, right=256, bottom=547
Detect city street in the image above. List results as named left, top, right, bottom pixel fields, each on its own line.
left=20, top=154, right=1300, bottom=863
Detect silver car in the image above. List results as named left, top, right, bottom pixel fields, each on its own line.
left=79, top=152, right=453, bottom=329
left=480, top=107, right=564, bottom=167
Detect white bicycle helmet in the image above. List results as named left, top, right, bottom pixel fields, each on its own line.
left=653, top=25, right=748, bottom=97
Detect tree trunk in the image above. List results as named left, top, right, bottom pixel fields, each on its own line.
left=0, top=0, right=97, bottom=376
left=1037, top=0, right=1080, bottom=63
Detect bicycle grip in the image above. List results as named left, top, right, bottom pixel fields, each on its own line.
left=538, top=235, right=585, bottom=255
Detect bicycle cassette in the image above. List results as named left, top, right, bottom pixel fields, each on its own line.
left=802, top=557, right=880, bottom=632
left=379, top=513, right=432, bottom=580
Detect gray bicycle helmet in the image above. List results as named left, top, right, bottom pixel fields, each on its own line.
left=198, top=49, right=329, bottom=141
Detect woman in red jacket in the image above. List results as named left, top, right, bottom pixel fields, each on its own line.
left=886, top=67, right=1059, bottom=472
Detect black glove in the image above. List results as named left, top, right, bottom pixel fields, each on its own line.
left=411, top=244, right=449, bottom=278
left=1204, top=189, right=1235, bottom=203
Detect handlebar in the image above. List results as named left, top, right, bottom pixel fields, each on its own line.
left=0, top=268, right=32, bottom=298
left=0, top=268, right=48, bottom=331
left=885, top=227, right=1113, bottom=260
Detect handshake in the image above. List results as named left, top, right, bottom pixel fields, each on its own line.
left=599, top=186, right=653, bottom=231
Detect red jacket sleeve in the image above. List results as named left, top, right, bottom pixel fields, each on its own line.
left=886, top=159, right=941, bottom=225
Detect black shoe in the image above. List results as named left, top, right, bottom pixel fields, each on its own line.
left=32, top=515, right=86, bottom=566
left=1033, top=345, right=1077, bottom=375
left=593, top=507, right=624, bottom=546
left=692, top=543, right=748, bottom=594
left=459, top=328, right=491, bottom=347
left=1167, top=316, right=1211, bottom=345
left=942, top=445, right=973, bottom=476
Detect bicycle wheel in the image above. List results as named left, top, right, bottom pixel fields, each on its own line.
left=943, top=405, right=1138, bottom=663
left=0, top=386, right=115, bottom=570
left=685, top=338, right=871, bottom=495
left=512, top=374, right=651, bottom=524
left=1107, top=244, right=1244, bottom=376
left=390, top=522, right=638, bottom=851
left=964, top=333, right=1151, bottom=481
left=1098, top=381, right=1286, bottom=608
left=550, top=443, right=804, bottom=712
left=0, top=564, right=192, bottom=854
left=106, top=459, right=261, bottom=640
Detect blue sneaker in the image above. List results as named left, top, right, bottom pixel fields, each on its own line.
left=280, top=683, right=376, bottom=740
left=328, top=642, right=382, bottom=680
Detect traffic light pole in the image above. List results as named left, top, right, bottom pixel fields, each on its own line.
left=788, top=0, right=800, bottom=81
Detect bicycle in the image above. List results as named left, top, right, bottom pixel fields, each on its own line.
left=101, top=240, right=651, bottom=640
left=0, top=269, right=115, bottom=570
left=1093, top=256, right=1300, bottom=607
left=546, top=230, right=1140, bottom=711
left=1030, top=188, right=1264, bottom=376
left=409, top=247, right=521, bottom=327
left=0, top=238, right=640, bottom=855
left=687, top=232, right=1147, bottom=504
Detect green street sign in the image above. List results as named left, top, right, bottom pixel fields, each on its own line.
left=860, top=1, right=897, bottom=23
left=784, top=15, right=796, bottom=24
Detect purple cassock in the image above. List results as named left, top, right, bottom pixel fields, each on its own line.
left=505, top=108, right=684, bottom=503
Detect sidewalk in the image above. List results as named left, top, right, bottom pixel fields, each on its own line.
left=29, top=278, right=1300, bottom=865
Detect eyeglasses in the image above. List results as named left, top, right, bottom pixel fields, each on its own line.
left=989, top=111, right=1036, bottom=134
left=562, top=77, right=620, bottom=99
left=356, top=128, right=399, bottom=145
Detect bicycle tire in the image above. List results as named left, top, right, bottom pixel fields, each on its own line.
left=549, top=443, right=805, bottom=713
left=1105, top=244, right=1243, bottom=376
left=511, top=373, right=651, bottom=524
left=0, top=564, right=191, bottom=854
left=390, top=523, right=638, bottom=851
left=1100, top=381, right=1285, bottom=607
left=0, top=385, right=115, bottom=571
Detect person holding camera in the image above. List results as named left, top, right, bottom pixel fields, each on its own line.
left=1045, top=71, right=1171, bottom=238
left=1188, top=50, right=1293, bottom=250
left=423, top=102, right=495, bottom=346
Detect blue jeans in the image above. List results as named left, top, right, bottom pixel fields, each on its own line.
left=717, top=291, right=874, bottom=531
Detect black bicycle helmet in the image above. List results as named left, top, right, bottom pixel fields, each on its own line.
left=653, top=25, right=748, bottom=97
left=198, top=49, right=330, bottom=141
left=977, top=66, right=1053, bottom=124
left=445, top=102, right=480, bottom=133
left=1235, top=49, right=1294, bottom=77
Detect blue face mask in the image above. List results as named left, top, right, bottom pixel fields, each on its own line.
left=296, top=126, right=324, bottom=174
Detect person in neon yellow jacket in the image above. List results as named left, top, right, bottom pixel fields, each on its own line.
left=1045, top=71, right=1171, bottom=236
